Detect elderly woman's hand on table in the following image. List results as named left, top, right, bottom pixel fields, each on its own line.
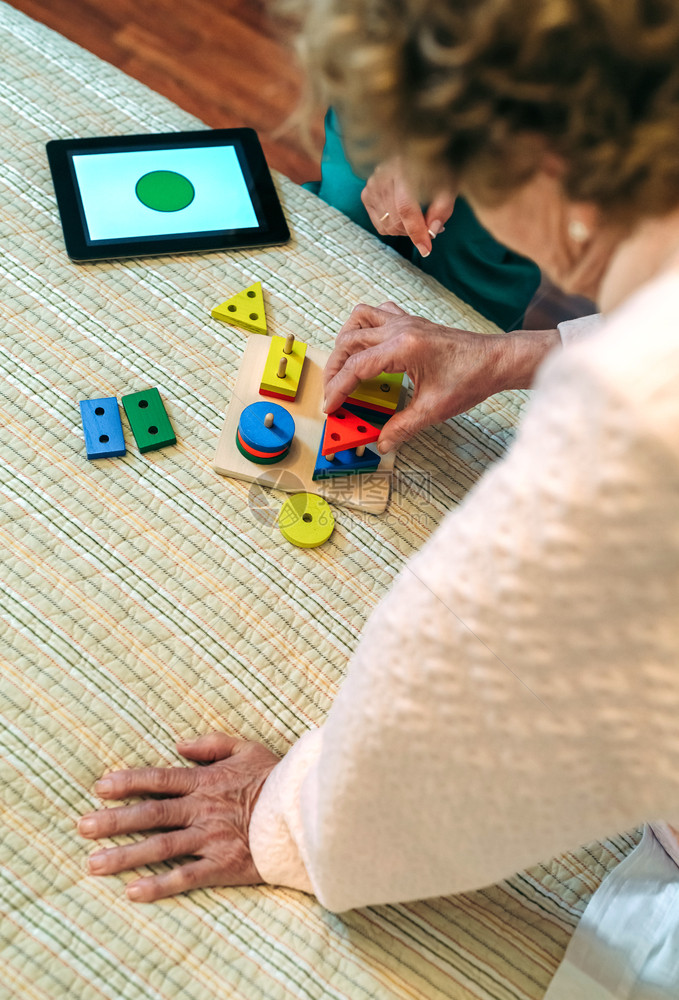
left=78, top=733, right=279, bottom=902
left=323, top=302, right=561, bottom=454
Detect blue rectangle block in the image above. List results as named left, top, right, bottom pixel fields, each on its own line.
left=79, top=397, right=126, bottom=459
left=312, top=433, right=380, bottom=481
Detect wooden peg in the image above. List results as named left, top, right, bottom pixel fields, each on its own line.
left=356, top=445, right=365, bottom=457
left=283, top=333, right=295, bottom=355
left=277, top=357, right=288, bottom=379
left=264, top=412, right=274, bottom=428
left=326, top=452, right=336, bottom=461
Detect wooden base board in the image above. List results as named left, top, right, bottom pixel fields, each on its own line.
left=213, top=336, right=402, bottom=514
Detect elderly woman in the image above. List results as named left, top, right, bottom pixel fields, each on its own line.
left=79, top=0, right=679, bottom=915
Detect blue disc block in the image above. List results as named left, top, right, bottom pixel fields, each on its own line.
left=238, top=401, right=295, bottom=453
left=312, top=434, right=380, bottom=481
left=79, top=397, right=126, bottom=459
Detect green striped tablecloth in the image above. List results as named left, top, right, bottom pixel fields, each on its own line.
left=0, top=4, right=639, bottom=998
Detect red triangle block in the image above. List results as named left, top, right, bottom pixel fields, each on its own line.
left=321, top=407, right=381, bottom=456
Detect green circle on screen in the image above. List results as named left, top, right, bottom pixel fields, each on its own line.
left=135, top=170, right=195, bottom=212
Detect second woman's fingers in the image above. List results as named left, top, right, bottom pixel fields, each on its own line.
left=362, top=175, right=404, bottom=235
left=424, top=191, right=457, bottom=233
left=394, top=191, right=432, bottom=257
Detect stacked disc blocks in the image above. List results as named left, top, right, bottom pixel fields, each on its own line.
left=236, top=401, right=295, bottom=464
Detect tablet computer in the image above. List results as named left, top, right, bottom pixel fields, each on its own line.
left=46, top=128, right=290, bottom=263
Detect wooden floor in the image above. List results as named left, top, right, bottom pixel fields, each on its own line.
left=8, top=0, right=323, bottom=184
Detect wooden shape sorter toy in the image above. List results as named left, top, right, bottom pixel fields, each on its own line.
left=211, top=282, right=268, bottom=335
left=213, top=335, right=407, bottom=514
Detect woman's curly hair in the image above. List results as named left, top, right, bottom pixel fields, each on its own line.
left=283, top=0, right=679, bottom=221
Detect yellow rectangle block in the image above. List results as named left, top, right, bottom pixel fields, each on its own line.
left=349, top=371, right=403, bottom=411
left=259, top=384, right=296, bottom=399
left=260, top=336, right=307, bottom=400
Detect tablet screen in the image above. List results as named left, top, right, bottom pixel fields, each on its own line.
left=47, top=129, right=289, bottom=261
left=71, top=144, right=259, bottom=243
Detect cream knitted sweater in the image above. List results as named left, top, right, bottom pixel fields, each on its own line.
left=249, top=270, right=679, bottom=913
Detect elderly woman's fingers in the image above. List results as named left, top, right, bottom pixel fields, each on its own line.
left=93, top=765, right=199, bottom=800
left=336, top=302, right=396, bottom=337
left=78, top=795, right=191, bottom=839
left=324, top=342, right=402, bottom=416
left=376, top=396, right=436, bottom=454
left=377, top=301, right=406, bottom=316
left=324, top=301, right=410, bottom=403
left=125, top=859, right=220, bottom=903
left=79, top=736, right=280, bottom=900
left=176, top=732, right=245, bottom=762
left=88, top=828, right=202, bottom=876
left=324, top=305, right=397, bottom=391
left=323, top=328, right=395, bottom=401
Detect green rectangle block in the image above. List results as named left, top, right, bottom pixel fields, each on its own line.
left=121, top=387, right=176, bottom=453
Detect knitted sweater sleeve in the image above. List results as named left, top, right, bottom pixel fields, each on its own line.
left=250, top=296, right=679, bottom=912
left=557, top=313, right=601, bottom=344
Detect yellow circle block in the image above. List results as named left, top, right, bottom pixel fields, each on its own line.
left=278, top=493, right=335, bottom=549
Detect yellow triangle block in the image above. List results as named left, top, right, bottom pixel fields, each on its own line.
left=211, top=282, right=268, bottom=335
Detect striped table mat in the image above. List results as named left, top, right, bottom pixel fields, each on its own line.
left=0, top=4, right=639, bottom=998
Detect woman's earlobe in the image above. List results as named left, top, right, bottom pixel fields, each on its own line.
left=568, top=218, right=591, bottom=243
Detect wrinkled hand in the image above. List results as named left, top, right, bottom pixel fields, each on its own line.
left=323, top=303, right=541, bottom=454
left=78, top=733, right=280, bottom=902
left=361, top=157, right=456, bottom=257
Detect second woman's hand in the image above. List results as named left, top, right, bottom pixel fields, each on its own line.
left=361, top=157, right=456, bottom=257
left=323, top=303, right=561, bottom=454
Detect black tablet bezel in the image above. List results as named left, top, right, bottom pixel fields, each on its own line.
left=46, top=128, right=290, bottom=263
